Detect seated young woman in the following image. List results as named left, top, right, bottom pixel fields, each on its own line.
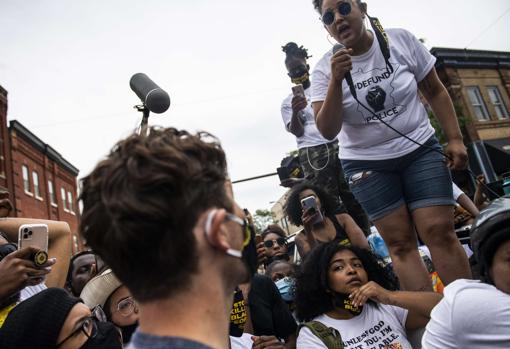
left=295, top=241, right=441, bottom=349
left=284, top=182, right=369, bottom=258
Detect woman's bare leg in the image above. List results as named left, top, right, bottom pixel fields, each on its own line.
left=413, top=205, right=471, bottom=285
left=374, top=204, right=432, bottom=291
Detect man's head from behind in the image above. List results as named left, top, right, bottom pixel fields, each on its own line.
left=80, top=127, right=245, bottom=303
left=470, top=197, right=510, bottom=294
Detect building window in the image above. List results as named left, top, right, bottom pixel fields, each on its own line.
left=32, top=171, right=42, bottom=199
left=61, top=187, right=68, bottom=212
left=466, top=86, right=490, bottom=121
left=48, top=180, right=57, bottom=206
left=487, top=86, right=509, bottom=119
left=67, top=191, right=74, bottom=213
left=22, top=165, right=31, bottom=194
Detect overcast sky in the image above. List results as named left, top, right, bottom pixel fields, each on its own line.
left=1, top=0, right=510, bottom=213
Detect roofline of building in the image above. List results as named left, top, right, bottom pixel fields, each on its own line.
left=9, top=120, right=80, bottom=176
left=431, top=47, right=510, bottom=69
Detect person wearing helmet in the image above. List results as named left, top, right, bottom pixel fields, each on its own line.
left=421, top=197, right=510, bottom=348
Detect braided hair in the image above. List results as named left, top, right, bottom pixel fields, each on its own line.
left=282, top=42, right=311, bottom=63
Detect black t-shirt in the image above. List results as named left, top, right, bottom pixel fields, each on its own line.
left=248, top=274, right=297, bottom=339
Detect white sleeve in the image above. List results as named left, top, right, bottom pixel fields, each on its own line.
left=452, top=183, right=464, bottom=201
left=402, top=29, right=436, bottom=82
left=311, top=57, right=331, bottom=103
left=387, top=304, right=409, bottom=329
left=297, top=326, right=328, bottom=349
left=451, top=286, right=510, bottom=347
left=281, top=97, right=293, bottom=132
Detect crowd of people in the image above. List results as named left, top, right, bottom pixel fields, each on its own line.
left=0, top=0, right=509, bottom=348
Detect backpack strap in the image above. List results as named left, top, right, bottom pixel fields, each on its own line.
left=298, top=321, right=344, bottom=349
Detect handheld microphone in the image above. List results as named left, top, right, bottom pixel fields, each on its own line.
left=129, top=73, right=170, bottom=114
left=333, top=44, right=357, bottom=99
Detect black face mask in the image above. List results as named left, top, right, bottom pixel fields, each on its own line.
left=229, top=288, right=247, bottom=337
left=333, top=293, right=363, bottom=316
left=80, top=321, right=122, bottom=349
left=120, top=322, right=138, bottom=344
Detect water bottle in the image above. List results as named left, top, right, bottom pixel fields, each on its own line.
left=368, top=232, right=390, bottom=261
left=502, top=172, right=510, bottom=195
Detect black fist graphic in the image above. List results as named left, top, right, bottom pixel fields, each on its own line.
left=366, top=85, right=386, bottom=112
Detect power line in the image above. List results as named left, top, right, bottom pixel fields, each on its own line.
left=232, top=172, right=278, bottom=184
left=27, top=86, right=289, bottom=129
left=465, top=6, right=510, bottom=49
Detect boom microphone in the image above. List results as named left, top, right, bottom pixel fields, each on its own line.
left=130, top=73, right=170, bottom=114
left=333, top=44, right=357, bottom=99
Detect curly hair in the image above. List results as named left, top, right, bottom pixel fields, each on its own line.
left=284, top=181, right=338, bottom=226
left=79, top=127, right=232, bottom=302
left=312, top=0, right=365, bottom=14
left=261, top=224, right=287, bottom=240
left=282, top=42, right=311, bottom=62
left=295, top=241, right=398, bottom=322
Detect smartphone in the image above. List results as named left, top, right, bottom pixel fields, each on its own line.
left=18, top=224, right=48, bottom=253
left=292, top=84, right=305, bottom=98
left=300, top=196, right=324, bottom=225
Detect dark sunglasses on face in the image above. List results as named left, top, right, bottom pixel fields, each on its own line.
left=321, top=1, right=352, bottom=26
left=264, top=237, right=286, bottom=248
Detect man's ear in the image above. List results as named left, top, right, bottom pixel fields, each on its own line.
left=205, top=209, right=230, bottom=251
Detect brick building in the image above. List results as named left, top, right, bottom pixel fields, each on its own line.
left=0, top=85, right=81, bottom=252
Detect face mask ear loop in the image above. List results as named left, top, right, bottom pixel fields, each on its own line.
left=366, top=13, right=394, bottom=75
left=205, top=209, right=243, bottom=259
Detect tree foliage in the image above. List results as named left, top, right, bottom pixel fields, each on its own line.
left=252, top=209, right=275, bottom=234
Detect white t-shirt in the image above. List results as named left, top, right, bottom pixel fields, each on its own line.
left=281, top=88, right=330, bottom=149
left=297, top=303, right=411, bottom=349
left=452, top=183, right=464, bottom=201
left=422, top=279, right=510, bottom=349
left=311, top=28, right=436, bottom=160
left=230, top=333, right=254, bottom=349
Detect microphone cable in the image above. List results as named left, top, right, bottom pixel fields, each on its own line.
left=348, top=89, right=503, bottom=200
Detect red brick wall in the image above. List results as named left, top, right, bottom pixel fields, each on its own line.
left=10, top=130, right=80, bottom=236
left=0, top=86, right=14, bottom=200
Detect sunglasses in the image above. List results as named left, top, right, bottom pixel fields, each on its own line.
left=263, top=237, right=286, bottom=248
left=321, top=1, right=352, bottom=26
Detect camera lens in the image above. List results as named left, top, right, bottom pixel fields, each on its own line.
left=24, top=228, right=28, bottom=233
left=28, top=230, right=32, bottom=235
left=23, top=234, right=28, bottom=239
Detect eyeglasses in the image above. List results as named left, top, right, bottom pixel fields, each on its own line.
left=264, top=237, right=286, bottom=248
left=225, top=213, right=251, bottom=248
left=112, top=296, right=138, bottom=317
left=321, top=1, right=352, bottom=26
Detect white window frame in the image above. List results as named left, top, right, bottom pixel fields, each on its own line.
left=22, top=165, right=32, bottom=195
left=48, top=180, right=57, bottom=206
left=466, top=86, right=490, bottom=121
left=32, top=171, right=42, bottom=200
left=67, top=191, right=74, bottom=214
left=61, top=187, right=68, bottom=212
left=487, top=86, right=509, bottom=119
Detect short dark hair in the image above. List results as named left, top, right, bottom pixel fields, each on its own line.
left=265, top=260, right=295, bottom=278
left=261, top=224, right=287, bottom=240
left=312, top=0, right=365, bottom=14
left=295, top=241, right=398, bottom=322
left=284, top=182, right=338, bottom=226
left=79, top=127, right=232, bottom=302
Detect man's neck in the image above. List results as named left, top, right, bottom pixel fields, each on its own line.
left=138, top=280, right=233, bottom=349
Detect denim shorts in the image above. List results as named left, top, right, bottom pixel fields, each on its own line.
left=341, top=136, right=455, bottom=221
